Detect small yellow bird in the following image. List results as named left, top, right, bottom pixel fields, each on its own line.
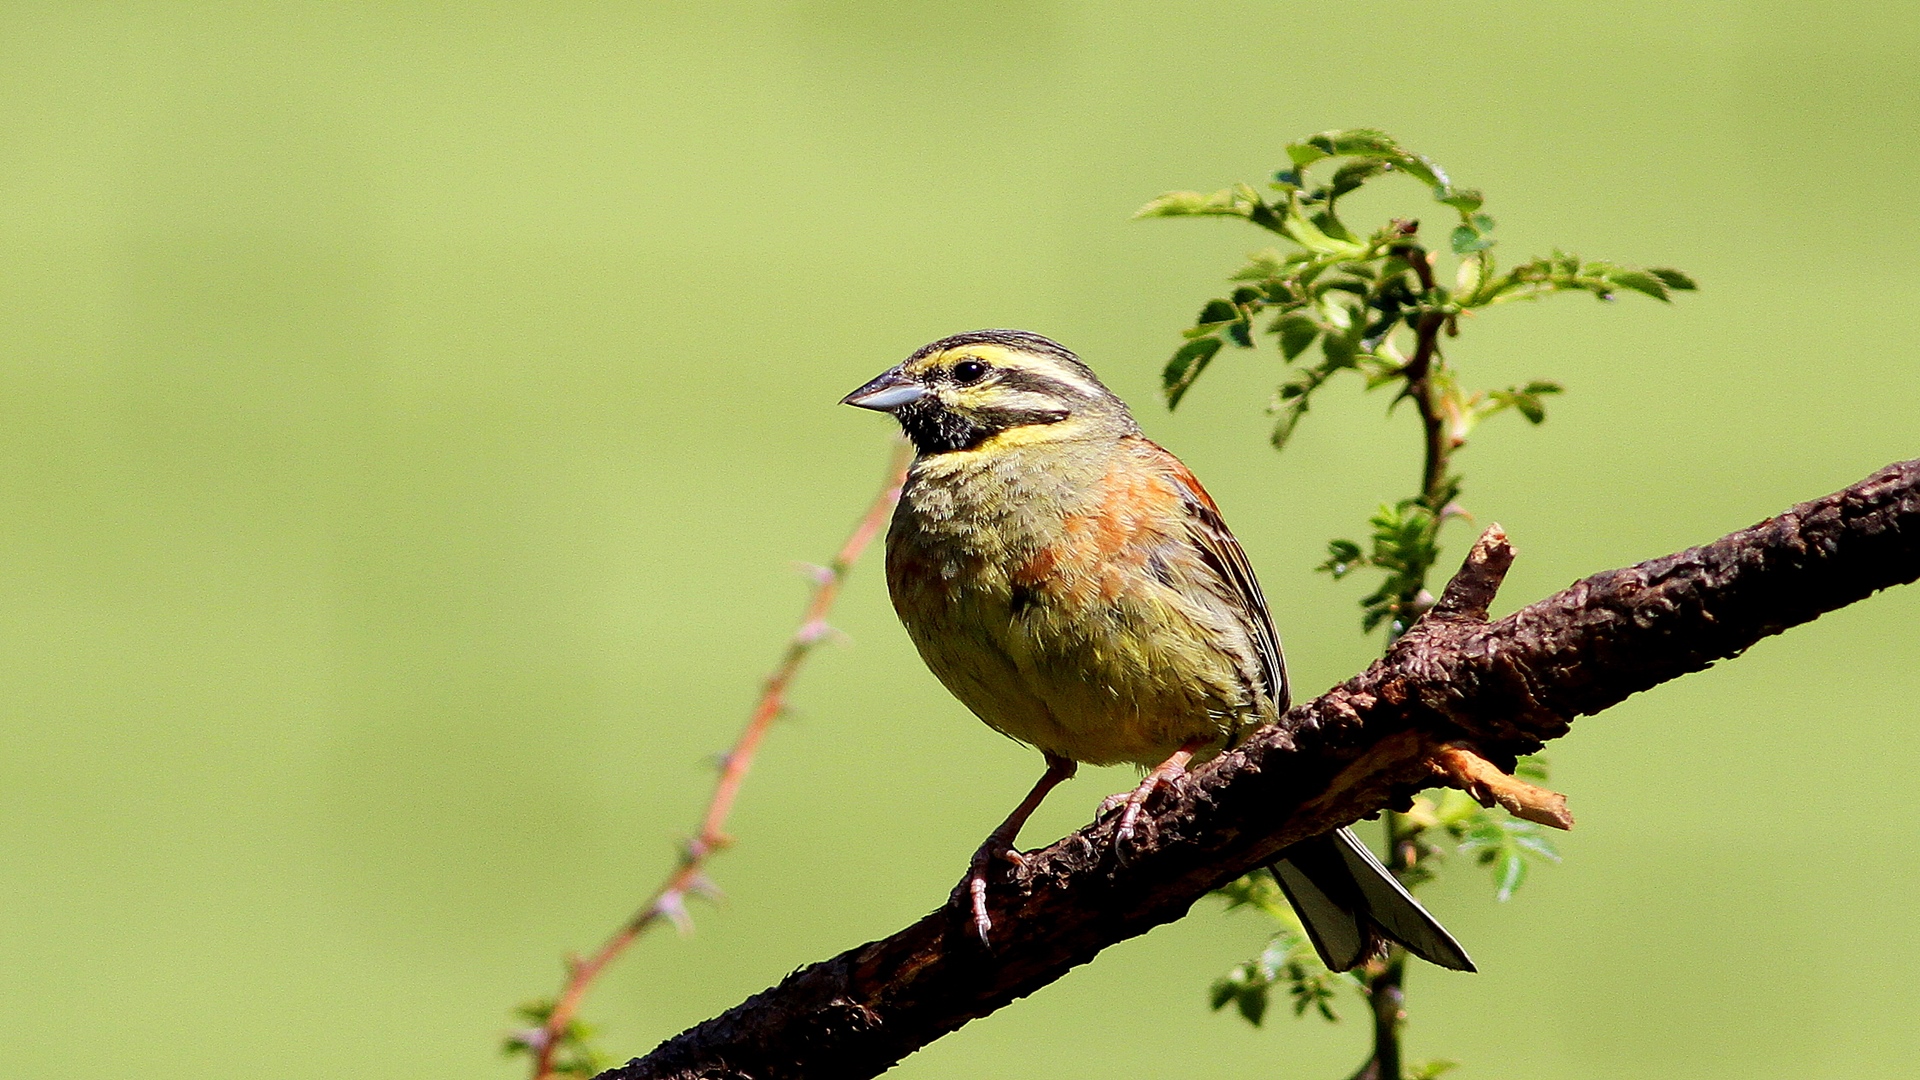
left=844, top=329, right=1471, bottom=972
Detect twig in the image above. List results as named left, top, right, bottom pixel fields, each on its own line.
left=1430, top=744, right=1573, bottom=830
left=1364, top=238, right=1452, bottom=1080
left=606, top=456, right=1920, bottom=1080
left=526, top=439, right=912, bottom=1080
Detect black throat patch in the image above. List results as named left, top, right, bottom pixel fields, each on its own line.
left=892, top=396, right=1067, bottom=455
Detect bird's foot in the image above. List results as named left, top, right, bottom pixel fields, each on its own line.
left=955, top=753, right=1077, bottom=948
left=962, top=834, right=1029, bottom=946
left=1100, top=757, right=1192, bottom=857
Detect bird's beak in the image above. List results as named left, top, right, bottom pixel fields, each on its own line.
left=841, top=368, right=926, bottom=412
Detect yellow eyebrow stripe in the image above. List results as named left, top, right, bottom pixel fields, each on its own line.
left=941, top=345, right=1106, bottom=401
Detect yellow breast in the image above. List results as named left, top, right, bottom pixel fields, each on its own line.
left=884, top=437, right=1265, bottom=767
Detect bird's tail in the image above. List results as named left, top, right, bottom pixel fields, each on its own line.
left=1268, top=827, right=1475, bottom=973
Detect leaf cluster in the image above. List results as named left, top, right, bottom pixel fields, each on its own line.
left=1209, top=874, right=1358, bottom=1026
left=503, top=999, right=609, bottom=1079
left=1319, top=501, right=1442, bottom=636
left=1138, top=128, right=1693, bottom=452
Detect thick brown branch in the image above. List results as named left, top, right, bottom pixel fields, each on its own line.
left=604, top=457, right=1920, bottom=1080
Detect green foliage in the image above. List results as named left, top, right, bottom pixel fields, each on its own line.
left=502, top=1000, right=609, bottom=1079
left=1160, top=131, right=1688, bottom=1073
left=1137, top=126, right=1691, bottom=455
left=1319, top=501, right=1442, bottom=635
left=1210, top=875, right=1357, bottom=1025
left=1211, top=782, right=1563, bottom=1026
left=1403, top=760, right=1565, bottom=902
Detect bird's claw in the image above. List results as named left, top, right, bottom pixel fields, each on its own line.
left=963, top=836, right=1024, bottom=947
left=967, top=871, right=993, bottom=946
left=1104, top=768, right=1185, bottom=859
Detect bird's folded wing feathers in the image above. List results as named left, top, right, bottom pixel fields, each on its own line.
left=1157, top=450, right=1289, bottom=713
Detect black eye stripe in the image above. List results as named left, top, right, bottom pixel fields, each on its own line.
left=991, top=368, right=1094, bottom=402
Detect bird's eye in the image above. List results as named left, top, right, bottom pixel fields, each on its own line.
left=952, top=359, right=990, bottom=384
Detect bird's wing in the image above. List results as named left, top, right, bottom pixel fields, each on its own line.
left=1154, top=447, right=1290, bottom=714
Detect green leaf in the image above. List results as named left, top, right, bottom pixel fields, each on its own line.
left=1285, top=143, right=1331, bottom=169
left=1236, top=984, right=1269, bottom=1026
left=1495, top=849, right=1527, bottom=900
left=1651, top=267, right=1698, bottom=291
left=1207, top=962, right=1274, bottom=1028
left=1281, top=210, right=1367, bottom=257
left=1276, top=315, right=1320, bottom=360
left=1604, top=267, right=1674, bottom=301
left=1489, top=388, right=1549, bottom=424
left=1436, top=187, right=1483, bottom=212
left=1199, top=298, right=1236, bottom=324
left=1230, top=248, right=1291, bottom=281
left=1134, top=185, right=1266, bottom=222
left=1514, top=833, right=1562, bottom=860
left=1259, top=280, right=1301, bottom=305
left=1451, top=224, right=1495, bottom=254
left=1317, top=538, right=1363, bottom=578
left=1294, top=128, right=1451, bottom=191
left=1163, top=337, right=1223, bottom=409
left=1456, top=810, right=1560, bottom=900
left=1320, top=331, right=1358, bottom=370
left=1310, top=208, right=1359, bottom=243
left=1329, top=160, right=1387, bottom=199
left=1270, top=397, right=1309, bottom=450
left=1134, top=190, right=1220, bottom=219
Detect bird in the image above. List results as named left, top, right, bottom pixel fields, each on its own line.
left=841, top=329, right=1472, bottom=973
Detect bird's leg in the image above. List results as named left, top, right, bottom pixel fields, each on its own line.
left=965, top=751, right=1077, bottom=946
left=1101, top=737, right=1207, bottom=852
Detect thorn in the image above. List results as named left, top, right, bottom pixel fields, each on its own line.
left=792, top=561, right=835, bottom=586
left=704, top=751, right=733, bottom=773
left=795, top=619, right=848, bottom=647
left=655, top=890, right=695, bottom=935
left=682, top=831, right=734, bottom=860
left=685, top=872, right=725, bottom=904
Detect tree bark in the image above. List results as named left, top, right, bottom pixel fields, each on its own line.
left=604, top=457, right=1920, bottom=1080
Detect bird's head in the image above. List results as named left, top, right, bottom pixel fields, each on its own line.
left=841, top=330, right=1138, bottom=455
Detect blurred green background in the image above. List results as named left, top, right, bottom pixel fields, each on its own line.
left=2, top=3, right=1917, bottom=1077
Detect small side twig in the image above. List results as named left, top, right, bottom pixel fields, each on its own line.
left=1430, top=744, right=1574, bottom=830
left=1427, top=525, right=1514, bottom=621
left=524, top=439, right=912, bottom=1080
